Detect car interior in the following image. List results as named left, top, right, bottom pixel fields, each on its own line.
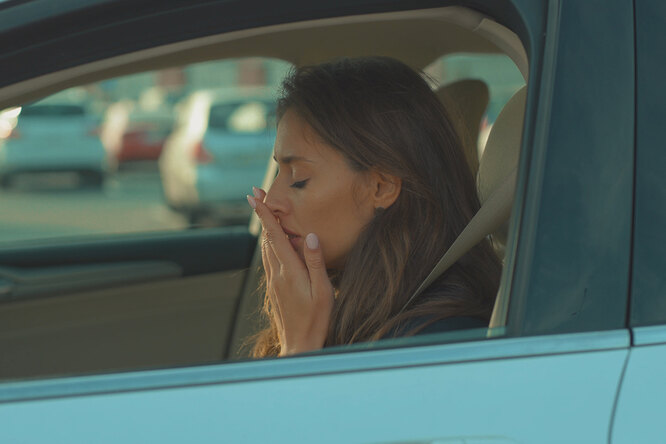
left=0, top=6, right=527, bottom=380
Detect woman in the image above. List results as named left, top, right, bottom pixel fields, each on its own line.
left=246, top=57, right=501, bottom=357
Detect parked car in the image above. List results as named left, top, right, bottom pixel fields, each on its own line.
left=0, top=0, right=663, bottom=443
left=0, top=92, right=107, bottom=188
left=159, top=88, right=276, bottom=225
left=100, top=94, right=176, bottom=170
left=118, top=110, right=174, bottom=164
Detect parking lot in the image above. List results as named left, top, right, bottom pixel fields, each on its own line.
left=0, top=167, right=186, bottom=244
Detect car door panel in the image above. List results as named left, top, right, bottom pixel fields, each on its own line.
left=611, top=0, right=666, bottom=441
left=0, top=269, right=247, bottom=380
left=0, top=332, right=628, bottom=443
left=0, top=227, right=256, bottom=277
left=0, top=228, right=257, bottom=380
left=0, top=261, right=182, bottom=303
left=611, top=329, right=666, bottom=443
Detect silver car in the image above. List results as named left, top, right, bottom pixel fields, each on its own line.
left=0, top=94, right=108, bottom=188
left=159, top=88, right=276, bottom=225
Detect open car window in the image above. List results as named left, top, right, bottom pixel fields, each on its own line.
left=0, top=5, right=530, bottom=381
left=0, top=57, right=290, bottom=245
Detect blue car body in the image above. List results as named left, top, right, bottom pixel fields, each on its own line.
left=0, top=0, right=664, bottom=442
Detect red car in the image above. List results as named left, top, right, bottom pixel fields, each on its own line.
left=116, top=111, right=174, bottom=164
left=101, top=102, right=175, bottom=169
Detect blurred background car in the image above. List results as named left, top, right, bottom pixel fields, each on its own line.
left=100, top=87, right=177, bottom=171
left=159, top=87, right=276, bottom=226
left=0, top=89, right=108, bottom=188
left=116, top=110, right=174, bottom=166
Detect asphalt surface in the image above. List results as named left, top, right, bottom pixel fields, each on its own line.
left=0, top=167, right=187, bottom=245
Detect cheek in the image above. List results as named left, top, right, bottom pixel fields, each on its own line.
left=307, top=189, right=372, bottom=267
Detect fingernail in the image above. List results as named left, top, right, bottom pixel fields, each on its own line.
left=252, top=186, right=261, bottom=198
left=305, top=233, right=319, bottom=249
left=246, top=195, right=256, bottom=209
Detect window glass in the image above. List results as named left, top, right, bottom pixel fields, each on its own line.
left=424, top=53, right=525, bottom=156
left=208, top=100, right=275, bottom=132
left=0, top=58, right=291, bottom=243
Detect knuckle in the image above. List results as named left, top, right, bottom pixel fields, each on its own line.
left=263, top=229, right=282, bottom=245
left=307, top=255, right=325, bottom=269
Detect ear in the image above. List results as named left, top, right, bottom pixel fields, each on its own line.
left=369, top=170, right=402, bottom=210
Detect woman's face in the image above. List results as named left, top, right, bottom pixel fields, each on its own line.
left=264, top=109, right=376, bottom=270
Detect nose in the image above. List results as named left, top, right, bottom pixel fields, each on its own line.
left=263, top=180, right=288, bottom=215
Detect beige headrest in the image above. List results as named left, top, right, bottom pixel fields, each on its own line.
left=436, top=79, right=489, bottom=177
left=477, top=86, right=526, bottom=248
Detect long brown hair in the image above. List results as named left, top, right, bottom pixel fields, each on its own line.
left=253, top=57, right=501, bottom=356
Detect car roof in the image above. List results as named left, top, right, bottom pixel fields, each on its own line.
left=0, top=1, right=526, bottom=109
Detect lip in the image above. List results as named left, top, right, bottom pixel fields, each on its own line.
left=281, top=226, right=300, bottom=238
left=281, top=226, right=301, bottom=251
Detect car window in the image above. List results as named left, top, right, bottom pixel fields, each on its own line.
left=424, top=53, right=525, bottom=156
left=208, top=100, right=275, bottom=132
left=0, top=4, right=541, bottom=383
left=0, top=47, right=530, bottom=379
left=0, top=57, right=291, bottom=243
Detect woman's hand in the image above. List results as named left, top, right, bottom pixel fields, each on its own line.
left=247, top=187, right=335, bottom=356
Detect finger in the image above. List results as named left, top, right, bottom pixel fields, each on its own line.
left=252, top=186, right=267, bottom=202
left=262, top=237, right=284, bottom=330
left=250, top=197, right=303, bottom=269
left=260, top=235, right=273, bottom=281
left=303, top=233, right=335, bottom=305
left=263, top=235, right=282, bottom=285
left=263, top=238, right=285, bottom=331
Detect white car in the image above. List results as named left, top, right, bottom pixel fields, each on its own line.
left=159, top=88, right=276, bottom=225
left=0, top=94, right=107, bottom=188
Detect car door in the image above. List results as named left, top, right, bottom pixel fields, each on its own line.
left=610, top=0, right=666, bottom=441
left=0, top=0, right=635, bottom=442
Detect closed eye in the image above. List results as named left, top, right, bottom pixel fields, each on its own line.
left=290, top=179, right=309, bottom=189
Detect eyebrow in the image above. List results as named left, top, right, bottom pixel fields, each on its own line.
left=272, top=154, right=314, bottom=165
